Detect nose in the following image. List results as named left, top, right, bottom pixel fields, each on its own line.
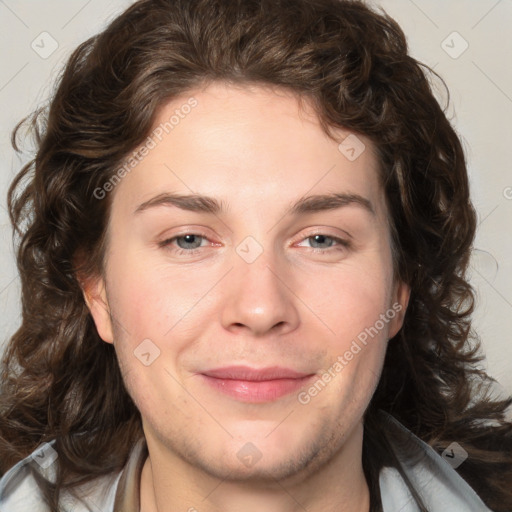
left=220, top=248, right=300, bottom=337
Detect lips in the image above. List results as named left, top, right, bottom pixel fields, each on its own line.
left=202, top=365, right=312, bottom=381
left=199, top=365, right=315, bottom=403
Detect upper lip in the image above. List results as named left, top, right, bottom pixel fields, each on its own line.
left=201, top=366, right=313, bottom=381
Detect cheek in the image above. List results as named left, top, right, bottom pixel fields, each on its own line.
left=106, top=253, right=199, bottom=343
left=104, top=254, right=209, bottom=392
left=308, top=259, right=394, bottom=347
left=320, top=258, right=394, bottom=398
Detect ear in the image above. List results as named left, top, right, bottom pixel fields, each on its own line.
left=387, top=279, right=410, bottom=339
left=78, top=274, right=114, bottom=344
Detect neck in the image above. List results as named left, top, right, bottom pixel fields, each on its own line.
left=140, top=422, right=371, bottom=512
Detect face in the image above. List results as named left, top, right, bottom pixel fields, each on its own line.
left=84, top=82, right=409, bottom=483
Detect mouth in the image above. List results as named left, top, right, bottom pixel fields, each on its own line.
left=199, top=365, right=316, bottom=403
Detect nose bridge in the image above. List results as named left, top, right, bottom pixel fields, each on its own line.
left=220, top=235, right=299, bottom=335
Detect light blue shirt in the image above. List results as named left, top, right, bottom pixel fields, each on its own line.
left=0, top=412, right=493, bottom=511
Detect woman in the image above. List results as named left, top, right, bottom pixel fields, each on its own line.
left=0, top=0, right=511, bottom=510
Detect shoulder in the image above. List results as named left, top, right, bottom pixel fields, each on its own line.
left=0, top=441, right=121, bottom=512
left=378, top=411, right=494, bottom=512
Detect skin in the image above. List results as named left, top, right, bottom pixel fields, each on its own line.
left=83, top=81, right=410, bottom=512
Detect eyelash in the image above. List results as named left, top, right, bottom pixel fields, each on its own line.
left=158, top=232, right=351, bottom=256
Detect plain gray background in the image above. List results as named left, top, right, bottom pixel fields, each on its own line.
left=1, top=0, right=511, bottom=396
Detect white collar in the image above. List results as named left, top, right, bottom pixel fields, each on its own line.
left=378, top=412, right=492, bottom=511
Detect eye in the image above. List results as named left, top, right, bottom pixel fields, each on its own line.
left=158, top=232, right=351, bottom=257
left=296, top=234, right=351, bottom=252
left=159, top=233, right=210, bottom=255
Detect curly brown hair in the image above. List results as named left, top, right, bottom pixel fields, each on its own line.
left=2, top=0, right=511, bottom=510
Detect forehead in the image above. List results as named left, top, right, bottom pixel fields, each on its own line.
left=111, top=82, right=385, bottom=220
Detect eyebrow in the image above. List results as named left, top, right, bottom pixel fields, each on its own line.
left=134, top=192, right=375, bottom=217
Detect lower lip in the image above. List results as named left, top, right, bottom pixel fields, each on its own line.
left=200, top=374, right=315, bottom=403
